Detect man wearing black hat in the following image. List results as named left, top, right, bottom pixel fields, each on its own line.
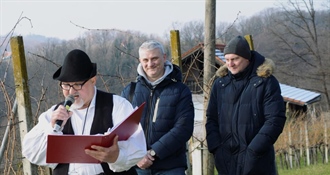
left=205, top=36, right=286, bottom=175
left=22, top=49, right=146, bottom=175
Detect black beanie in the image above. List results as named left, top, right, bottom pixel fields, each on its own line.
left=224, top=36, right=251, bottom=60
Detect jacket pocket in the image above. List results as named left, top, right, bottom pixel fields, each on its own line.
left=214, top=145, right=230, bottom=174
left=242, top=148, right=274, bottom=175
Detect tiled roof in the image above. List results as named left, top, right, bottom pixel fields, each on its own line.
left=181, top=43, right=204, bottom=59
left=181, top=43, right=226, bottom=60
left=280, top=83, right=321, bottom=106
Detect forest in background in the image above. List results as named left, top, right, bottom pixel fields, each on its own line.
left=0, top=0, right=329, bottom=174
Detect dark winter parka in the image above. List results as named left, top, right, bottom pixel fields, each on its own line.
left=206, top=51, right=286, bottom=175
left=121, top=65, right=194, bottom=170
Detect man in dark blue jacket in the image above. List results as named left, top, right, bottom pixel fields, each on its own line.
left=206, top=36, right=286, bottom=175
left=121, top=40, right=194, bottom=175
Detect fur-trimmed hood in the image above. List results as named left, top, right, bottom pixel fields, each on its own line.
left=216, top=51, right=275, bottom=78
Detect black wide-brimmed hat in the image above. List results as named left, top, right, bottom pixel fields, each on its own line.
left=53, top=49, right=97, bottom=82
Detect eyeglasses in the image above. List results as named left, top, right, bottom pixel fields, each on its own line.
left=60, top=79, right=89, bottom=91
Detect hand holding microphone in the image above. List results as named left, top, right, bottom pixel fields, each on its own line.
left=53, top=95, right=75, bottom=132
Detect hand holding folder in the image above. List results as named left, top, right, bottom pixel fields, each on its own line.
left=46, top=102, right=145, bottom=163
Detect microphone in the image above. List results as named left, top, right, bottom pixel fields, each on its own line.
left=53, top=95, right=75, bottom=132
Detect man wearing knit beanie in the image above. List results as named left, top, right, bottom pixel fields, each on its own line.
left=224, top=35, right=251, bottom=60
left=222, top=35, right=252, bottom=75
left=206, top=35, right=286, bottom=175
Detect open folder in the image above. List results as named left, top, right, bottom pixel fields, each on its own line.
left=46, top=102, right=145, bottom=163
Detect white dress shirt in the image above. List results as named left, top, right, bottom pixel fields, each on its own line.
left=22, top=87, right=146, bottom=174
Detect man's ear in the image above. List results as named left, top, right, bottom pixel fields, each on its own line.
left=91, top=76, right=97, bottom=84
left=163, top=54, right=167, bottom=61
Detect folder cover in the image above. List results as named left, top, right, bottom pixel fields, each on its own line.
left=46, top=102, right=145, bottom=163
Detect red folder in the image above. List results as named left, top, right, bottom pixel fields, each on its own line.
left=46, top=102, right=145, bottom=163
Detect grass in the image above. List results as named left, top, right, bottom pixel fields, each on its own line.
left=214, top=163, right=330, bottom=175
left=213, top=154, right=330, bottom=175
left=278, top=163, right=330, bottom=175
left=276, top=149, right=330, bottom=175
left=214, top=157, right=330, bottom=175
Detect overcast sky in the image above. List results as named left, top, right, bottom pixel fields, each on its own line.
left=1, top=0, right=282, bottom=40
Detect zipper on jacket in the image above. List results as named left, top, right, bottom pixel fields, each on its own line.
left=145, top=89, right=154, bottom=147
left=152, top=98, right=160, bottom=122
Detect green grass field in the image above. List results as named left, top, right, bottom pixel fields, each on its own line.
left=278, top=163, right=330, bottom=175
left=214, top=161, right=330, bottom=175
left=213, top=155, right=330, bottom=175
left=275, top=150, right=330, bottom=175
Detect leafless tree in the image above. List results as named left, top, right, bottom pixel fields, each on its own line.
left=267, top=0, right=330, bottom=110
